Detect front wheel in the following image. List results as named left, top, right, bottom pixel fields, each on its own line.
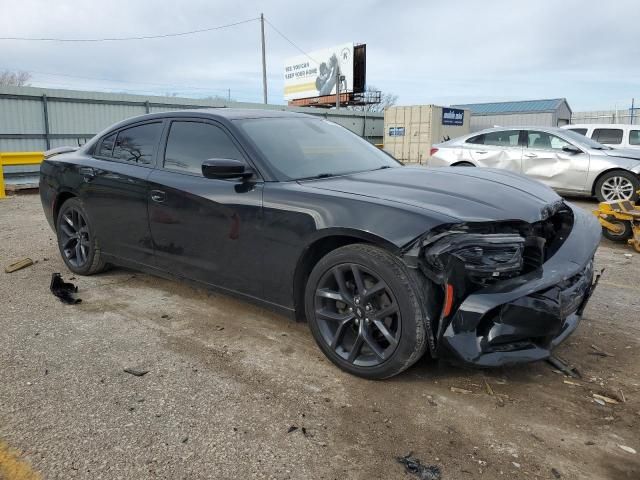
left=304, top=244, right=428, bottom=379
left=595, top=171, right=640, bottom=202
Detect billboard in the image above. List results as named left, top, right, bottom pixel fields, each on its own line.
left=284, top=43, right=355, bottom=101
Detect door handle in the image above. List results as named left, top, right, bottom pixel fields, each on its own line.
left=150, top=190, right=166, bottom=203
left=475, top=151, right=488, bottom=154
left=524, top=153, right=538, bottom=158
left=79, top=167, right=95, bottom=180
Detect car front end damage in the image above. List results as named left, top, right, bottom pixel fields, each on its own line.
left=404, top=201, right=602, bottom=367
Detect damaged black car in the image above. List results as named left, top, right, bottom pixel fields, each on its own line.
left=39, top=109, right=602, bottom=379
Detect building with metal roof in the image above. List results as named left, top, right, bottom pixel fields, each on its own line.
left=451, top=98, right=572, bottom=132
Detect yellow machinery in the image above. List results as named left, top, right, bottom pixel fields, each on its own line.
left=593, top=192, right=640, bottom=252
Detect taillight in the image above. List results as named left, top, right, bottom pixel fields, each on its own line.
left=430, top=147, right=439, bottom=156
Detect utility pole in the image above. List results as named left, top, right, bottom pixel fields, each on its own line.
left=260, top=13, right=267, bottom=104
left=335, top=65, right=340, bottom=109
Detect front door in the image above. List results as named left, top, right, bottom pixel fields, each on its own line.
left=147, top=119, right=264, bottom=298
left=521, top=130, right=589, bottom=193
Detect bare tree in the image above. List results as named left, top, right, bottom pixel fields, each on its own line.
left=0, top=70, right=32, bottom=86
left=348, top=85, right=398, bottom=113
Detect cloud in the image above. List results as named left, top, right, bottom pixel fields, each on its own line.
left=1, top=0, right=638, bottom=110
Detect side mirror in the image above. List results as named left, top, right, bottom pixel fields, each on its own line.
left=202, top=159, right=252, bottom=180
left=562, top=145, right=582, bottom=154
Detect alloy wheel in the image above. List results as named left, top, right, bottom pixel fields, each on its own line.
left=601, top=176, right=635, bottom=201
left=59, top=208, right=91, bottom=268
left=314, top=263, right=401, bottom=367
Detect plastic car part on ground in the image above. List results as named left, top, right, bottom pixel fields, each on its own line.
left=396, top=452, right=442, bottom=480
left=50, top=272, right=82, bottom=304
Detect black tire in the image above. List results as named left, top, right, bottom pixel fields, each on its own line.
left=453, top=162, right=475, bottom=167
left=601, top=219, right=633, bottom=241
left=595, top=170, right=640, bottom=202
left=56, top=197, right=107, bottom=275
left=304, top=244, right=428, bottom=379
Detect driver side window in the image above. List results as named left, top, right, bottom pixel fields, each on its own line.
left=163, top=121, right=244, bottom=175
left=527, top=131, right=570, bottom=151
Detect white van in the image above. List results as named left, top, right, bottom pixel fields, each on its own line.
left=562, top=124, right=640, bottom=150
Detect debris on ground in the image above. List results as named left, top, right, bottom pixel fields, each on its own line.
left=396, top=452, right=442, bottom=480
left=593, top=393, right=619, bottom=405
left=5, top=257, right=34, bottom=273
left=450, top=387, right=472, bottom=394
left=589, top=344, right=614, bottom=357
left=484, top=380, right=494, bottom=396
left=287, top=426, right=298, bottom=433
left=618, top=445, right=637, bottom=454
left=547, top=355, right=581, bottom=378
left=551, top=467, right=562, bottom=478
left=123, top=368, right=149, bottom=377
left=563, top=380, right=582, bottom=387
left=50, top=272, right=81, bottom=304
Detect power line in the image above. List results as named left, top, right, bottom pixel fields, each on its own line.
left=0, top=17, right=259, bottom=42
left=263, top=18, right=318, bottom=64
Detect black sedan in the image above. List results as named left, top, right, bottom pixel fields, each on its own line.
left=40, top=109, right=601, bottom=379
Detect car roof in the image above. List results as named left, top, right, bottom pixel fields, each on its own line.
left=563, top=123, right=636, bottom=129
left=106, top=108, right=314, bottom=131
left=465, top=126, right=567, bottom=135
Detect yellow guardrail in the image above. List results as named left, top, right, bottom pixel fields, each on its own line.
left=0, top=152, right=44, bottom=199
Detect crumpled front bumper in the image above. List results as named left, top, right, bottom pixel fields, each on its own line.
left=436, top=204, right=601, bottom=367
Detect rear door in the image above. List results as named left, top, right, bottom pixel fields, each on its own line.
left=521, top=130, right=589, bottom=193
left=147, top=118, right=264, bottom=297
left=467, top=130, right=523, bottom=172
left=81, top=120, right=164, bottom=266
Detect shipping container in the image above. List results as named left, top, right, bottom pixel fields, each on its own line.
left=383, top=105, right=470, bottom=164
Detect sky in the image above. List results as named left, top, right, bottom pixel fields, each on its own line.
left=1, top=0, right=638, bottom=112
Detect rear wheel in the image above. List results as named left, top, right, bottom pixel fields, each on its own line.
left=595, top=171, right=639, bottom=202
left=56, top=197, right=107, bottom=275
left=304, top=244, right=428, bottom=379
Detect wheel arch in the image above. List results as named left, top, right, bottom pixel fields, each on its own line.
left=52, top=190, right=77, bottom=230
left=451, top=161, right=476, bottom=167
left=591, top=168, right=639, bottom=196
left=292, top=229, right=400, bottom=322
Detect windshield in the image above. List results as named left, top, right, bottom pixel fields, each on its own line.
left=236, top=117, right=400, bottom=181
left=561, top=128, right=611, bottom=150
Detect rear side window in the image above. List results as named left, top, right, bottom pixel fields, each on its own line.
left=110, top=123, right=163, bottom=165
left=483, top=131, right=520, bottom=147
left=568, top=128, right=588, bottom=136
left=630, top=130, right=640, bottom=146
left=164, top=121, right=244, bottom=175
left=592, top=128, right=623, bottom=145
left=466, top=134, right=485, bottom=144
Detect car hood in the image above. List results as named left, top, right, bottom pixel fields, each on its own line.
left=301, top=166, right=562, bottom=224
left=601, top=148, right=640, bottom=162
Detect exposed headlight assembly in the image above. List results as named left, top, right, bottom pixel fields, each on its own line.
left=422, top=233, right=525, bottom=285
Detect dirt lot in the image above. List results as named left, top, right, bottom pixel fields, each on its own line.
left=1, top=194, right=639, bottom=480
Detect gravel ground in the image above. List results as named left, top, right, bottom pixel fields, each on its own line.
left=1, top=194, right=639, bottom=480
